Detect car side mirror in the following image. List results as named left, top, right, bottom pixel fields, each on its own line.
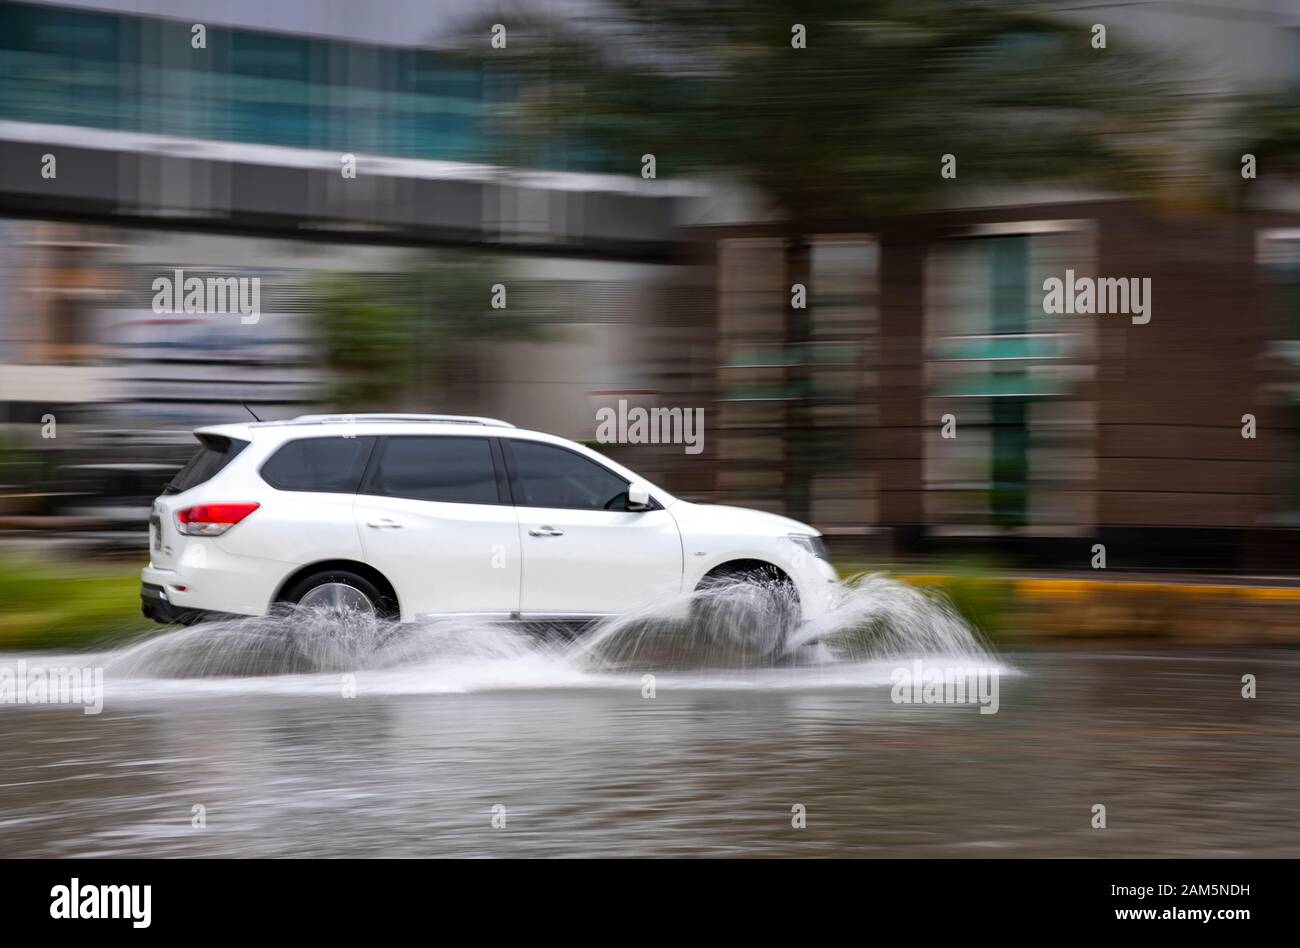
left=627, top=483, right=651, bottom=511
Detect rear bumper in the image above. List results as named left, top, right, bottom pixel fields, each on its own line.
left=141, top=551, right=284, bottom=623
left=140, top=581, right=207, bottom=625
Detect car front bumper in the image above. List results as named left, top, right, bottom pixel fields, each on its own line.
left=792, top=557, right=840, bottom=623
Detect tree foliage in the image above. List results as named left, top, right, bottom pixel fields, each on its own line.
left=473, top=0, right=1178, bottom=222
left=315, top=257, right=546, bottom=409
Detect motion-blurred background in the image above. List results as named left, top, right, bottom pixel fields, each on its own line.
left=4, top=0, right=1300, bottom=631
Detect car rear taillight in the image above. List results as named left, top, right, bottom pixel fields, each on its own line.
left=175, top=503, right=260, bottom=536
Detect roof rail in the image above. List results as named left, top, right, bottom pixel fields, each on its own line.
left=282, top=413, right=516, bottom=428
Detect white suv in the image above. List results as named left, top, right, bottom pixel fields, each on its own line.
left=141, top=414, right=838, bottom=627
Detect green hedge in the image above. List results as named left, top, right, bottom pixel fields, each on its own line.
left=0, top=557, right=155, bottom=652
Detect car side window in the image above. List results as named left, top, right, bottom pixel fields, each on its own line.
left=364, top=436, right=501, bottom=505
left=508, top=440, right=633, bottom=511
left=259, top=436, right=374, bottom=493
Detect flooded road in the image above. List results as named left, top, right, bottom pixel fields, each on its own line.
left=1, top=647, right=1296, bottom=857
left=1, top=579, right=1296, bottom=857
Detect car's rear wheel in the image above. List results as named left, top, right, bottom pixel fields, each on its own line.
left=281, top=570, right=395, bottom=620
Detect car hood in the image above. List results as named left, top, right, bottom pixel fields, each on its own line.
left=667, top=500, right=818, bottom=536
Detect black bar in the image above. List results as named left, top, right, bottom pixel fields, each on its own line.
left=0, top=858, right=1282, bottom=934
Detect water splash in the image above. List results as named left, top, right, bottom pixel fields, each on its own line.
left=105, top=605, right=538, bottom=679
left=809, top=572, right=994, bottom=660
left=569, top=574, right=804, bottom=671
left=103, top=572, right=995, bottom=687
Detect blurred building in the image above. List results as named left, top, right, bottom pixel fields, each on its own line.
left=0, top=0, right=691, bottom=532
left=0, top=0, right=690, bottom=375
left=699, top=204, right=1297, bottom=572
left=4, top=0, right=1300, bottom=573
left=688, top=1, right=1300, bottom=571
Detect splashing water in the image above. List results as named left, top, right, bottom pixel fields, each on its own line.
left=106, top=605, right=539, bottom=679
left=97, top=572, right=999, bottom=694
left=807, top=572, right=995, bottom=660
left=574, top=572, right=992, bottom=670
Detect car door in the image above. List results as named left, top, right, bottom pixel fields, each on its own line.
left=354, top=435, right=521, bottom=620
left=504, top=438, right=682, bottom=618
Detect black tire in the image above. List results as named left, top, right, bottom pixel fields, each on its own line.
left=690, top=564, right=800, bottom=658
left=280, top=569, right=397, bottom=619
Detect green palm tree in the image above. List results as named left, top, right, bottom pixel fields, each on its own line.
left=1228, top=95, right=1300, bottom=209
left=464, top=0, right=1177, bottom=517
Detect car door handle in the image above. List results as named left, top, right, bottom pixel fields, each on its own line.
left=528, top=526, right=564, bottom=537
left=366, top=518, right=404, bottom=529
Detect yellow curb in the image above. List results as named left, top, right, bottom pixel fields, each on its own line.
left=893, top=575, right=1300, bottom=602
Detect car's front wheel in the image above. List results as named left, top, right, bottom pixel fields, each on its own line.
left=281, top=569, right=396, bottom=620
left=690, top=564, right=801, bottom=659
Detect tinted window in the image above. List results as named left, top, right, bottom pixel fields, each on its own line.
left=260, top=436, right=374, bottom=493
left=509, top=440, right=631, bottom=510
left=166, top=436, right=248, bottom=493
left=365, top=436, right=500, bottom=504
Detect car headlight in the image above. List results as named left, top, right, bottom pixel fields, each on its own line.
left=787, top=533, right=830, bottom=562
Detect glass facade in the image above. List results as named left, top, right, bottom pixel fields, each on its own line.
left=0, top=1, right=504, bottom=163
left=1257, top=230, right=1300, bottom=520
left=925, top=225, right=1097, bottom=533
